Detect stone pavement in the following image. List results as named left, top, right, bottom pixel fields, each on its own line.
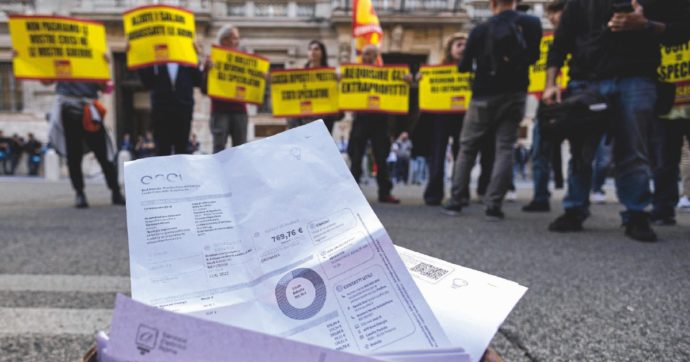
left=0, top=176, right=688, bottom=361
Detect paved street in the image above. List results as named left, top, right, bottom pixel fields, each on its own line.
left=0, top=176, right=688, bottom=362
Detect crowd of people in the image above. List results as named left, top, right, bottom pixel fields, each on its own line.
left=8, top=0, right=689, bottom=242
left=0, top=130, right=43, bottom=176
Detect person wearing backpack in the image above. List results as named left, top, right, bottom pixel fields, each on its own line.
left=442, top=0, right=542, bottom=220
left=543, top=0, right=690, bottom=242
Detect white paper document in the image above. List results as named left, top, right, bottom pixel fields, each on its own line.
left=397, top=246, right=528, bottom=362
left=124, top=121, right=450, bottom=355
left=100, top=294, right=380, bottom=362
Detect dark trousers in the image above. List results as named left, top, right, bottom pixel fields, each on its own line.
left=152, top=106, right=193, bottom=156
left=651, top=117, right=690, bottom=219
left=348, top=115, right=393, bottom=198
left=424, top=114, right=463, bottom=204
left=62, top=104, right=118, bottom=193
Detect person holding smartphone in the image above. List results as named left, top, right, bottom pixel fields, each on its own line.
left=543, top=0, right=690, bottom=241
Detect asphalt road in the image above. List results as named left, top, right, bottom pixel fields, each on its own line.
left=0, top=176, right=688, bottom=362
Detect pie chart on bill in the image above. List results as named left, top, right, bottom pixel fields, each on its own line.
left=275, top=268, right=327, bottom=320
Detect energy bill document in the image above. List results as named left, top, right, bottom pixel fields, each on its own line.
left=124, top=121, right=451, bottom=355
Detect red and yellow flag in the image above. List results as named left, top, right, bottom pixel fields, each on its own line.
left=352, top=0, right=383, bottom=63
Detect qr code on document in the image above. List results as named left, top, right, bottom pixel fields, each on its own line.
left=410, top=262, right=450, bottom=282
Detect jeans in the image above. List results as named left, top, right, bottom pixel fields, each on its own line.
left=650, top=117, right=690, bottom=219
left=210, top=111, right=248, bottom=153
left=563, top=77, right=656, bottom=217
left=591, top=136, right=613, bottom=193
left=451, top=92, right=526, bottom=209
left=411, top=156, right=427, bottom=185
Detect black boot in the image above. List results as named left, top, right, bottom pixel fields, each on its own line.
left=625, top=211, right=657, bottom=242
left=75, top=191, right=88, bottom=209
left=549, top=209, right=585, bottom=232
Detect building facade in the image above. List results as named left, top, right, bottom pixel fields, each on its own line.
left=0, top=0, right=476, bottom=154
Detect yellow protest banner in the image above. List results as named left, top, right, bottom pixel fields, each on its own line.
left=528, top=33, right=569, bottom=95
left=418, top=65, right=472, bottom=113
left=207, top=46, right=269, bottom=105
left=659, top=41, right=690, bottom=105
left=123, top=5, right=197, bottom=69
left=270, top=68, right=339, bottom=117
left=339, top=64, right=410, bottom=114
left=9, top=15, right=110, bottom=82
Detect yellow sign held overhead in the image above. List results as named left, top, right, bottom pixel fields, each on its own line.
left=9, top=15, right=110, bottom=82
left=123, top=5, right=197, bottom=69
left=270, top=68, right=339, bottom=118
left=339, top=64, right=410, bottom=114
left=529, top=33, right=569, bottom=95
left=418, top=65, right=472, bottom=113
left=207, top=46, right=269, bottom=105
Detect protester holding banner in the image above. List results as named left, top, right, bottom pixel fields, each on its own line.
left=285, top=40, right=342, bottom=134
left=443, top=0, right=542, bottom=220
left=347, top=45, right=400, bottom=204
left=201, top=25, right=249, bottom=153
left=48, top=80, right=124, bottom=208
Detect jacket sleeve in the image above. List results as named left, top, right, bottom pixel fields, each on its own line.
left=525, top=16, right=544, bottom=65
left=458, top=27, right=479, bottom=72
left=137, top=67, right=155, bottom=90
left=547, top=1, right=579, bottom=69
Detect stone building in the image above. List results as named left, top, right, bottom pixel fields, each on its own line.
left=1, top=0, right=475, bottom=154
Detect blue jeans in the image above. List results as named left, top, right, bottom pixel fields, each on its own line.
left=563, top=77, right=656, bottom=218
left=591, top=136, right=613, bottom=193
left=531, top=119, right=552, bottom=203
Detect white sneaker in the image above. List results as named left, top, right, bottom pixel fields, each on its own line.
left=678, top=196, right=690, bottom=213
left=506, top=191, right=517, bottom=202
left=592, top=192, right=606, bottom=204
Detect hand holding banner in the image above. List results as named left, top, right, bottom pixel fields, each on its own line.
left=207, top=46, right=269, bottom=105
left=418, top=65, right=472, bottom=113
left=9, top=15, right=110, bottom=82
left=339, top=64, right=410, bottom=114
left=123, top=5, right=197, bottom=69
left=270, top=68, right=339, bottom=117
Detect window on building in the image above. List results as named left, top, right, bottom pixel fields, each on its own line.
left=259, top=63, right=285, bottom=114
left=254, top=2, right=288, bottom=17
left=0, top=62, right=23, bottom=112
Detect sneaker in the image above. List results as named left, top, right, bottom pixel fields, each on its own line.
left=677, top=196, right=690, bottom=213
left=378, top=195, right=400, bottom=204
left=505, top=191, right=517, bottom=202
left=625, top=212, right=657, bottom=242
left=485, top=206, right=505, bottom=221
left=441, top=202, right=462, bottom=216
left=591, top=191, right=606, bottom=204
left=75, top=192, right=89, bottom=209
left=112, top=191, right=126, bottom=206
left=548, top=209, right=585, bottom=232
left=522, top=201, right=550, bottom=212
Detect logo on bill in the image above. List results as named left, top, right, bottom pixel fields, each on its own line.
left=367, top=95, right=380, bottom=109
left=236, top=85, right=246, bottom=99
left=300, top=100, right=313, bottom=114
left=451, top=96, right=466, bottom=110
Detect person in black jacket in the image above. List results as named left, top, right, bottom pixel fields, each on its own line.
left=442, top=0, right=542, bottom=220
left=138, top=62, right=202, bottom=156
left=543, top=0, right=690, bottom=241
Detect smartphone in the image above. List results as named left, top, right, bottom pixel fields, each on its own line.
left=612, top=2, right=634, bottom=13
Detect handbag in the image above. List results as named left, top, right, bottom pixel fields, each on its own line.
left=538, top=87, right=610, bottom=140
left=82, top=100, right=107, bottom=133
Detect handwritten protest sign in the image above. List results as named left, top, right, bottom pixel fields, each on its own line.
left=9, top=15, right=110, bottom=81
left=339, top=64, right=409, bottom=114
left=123, top=5, right=197, bottom=69
left=659, top=41, right=690, bottom=106
left=418, top=65, right=472, bottom=113
left=270, top=68, right=339, bottom=117
left=207, top=46, right=269, bottom=105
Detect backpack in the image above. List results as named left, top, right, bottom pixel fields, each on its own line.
left=483, top=12, right=529, bottom=77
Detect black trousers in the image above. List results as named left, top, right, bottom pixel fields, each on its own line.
left=348, top=114, right=393, bottom=198
left=424, top=113, right=463, bottom=204
left=651, top=117, right=690, bottom=219
left=62, top=104, right=118, bottom=193
left=152, top=106, right=193, bottom=156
